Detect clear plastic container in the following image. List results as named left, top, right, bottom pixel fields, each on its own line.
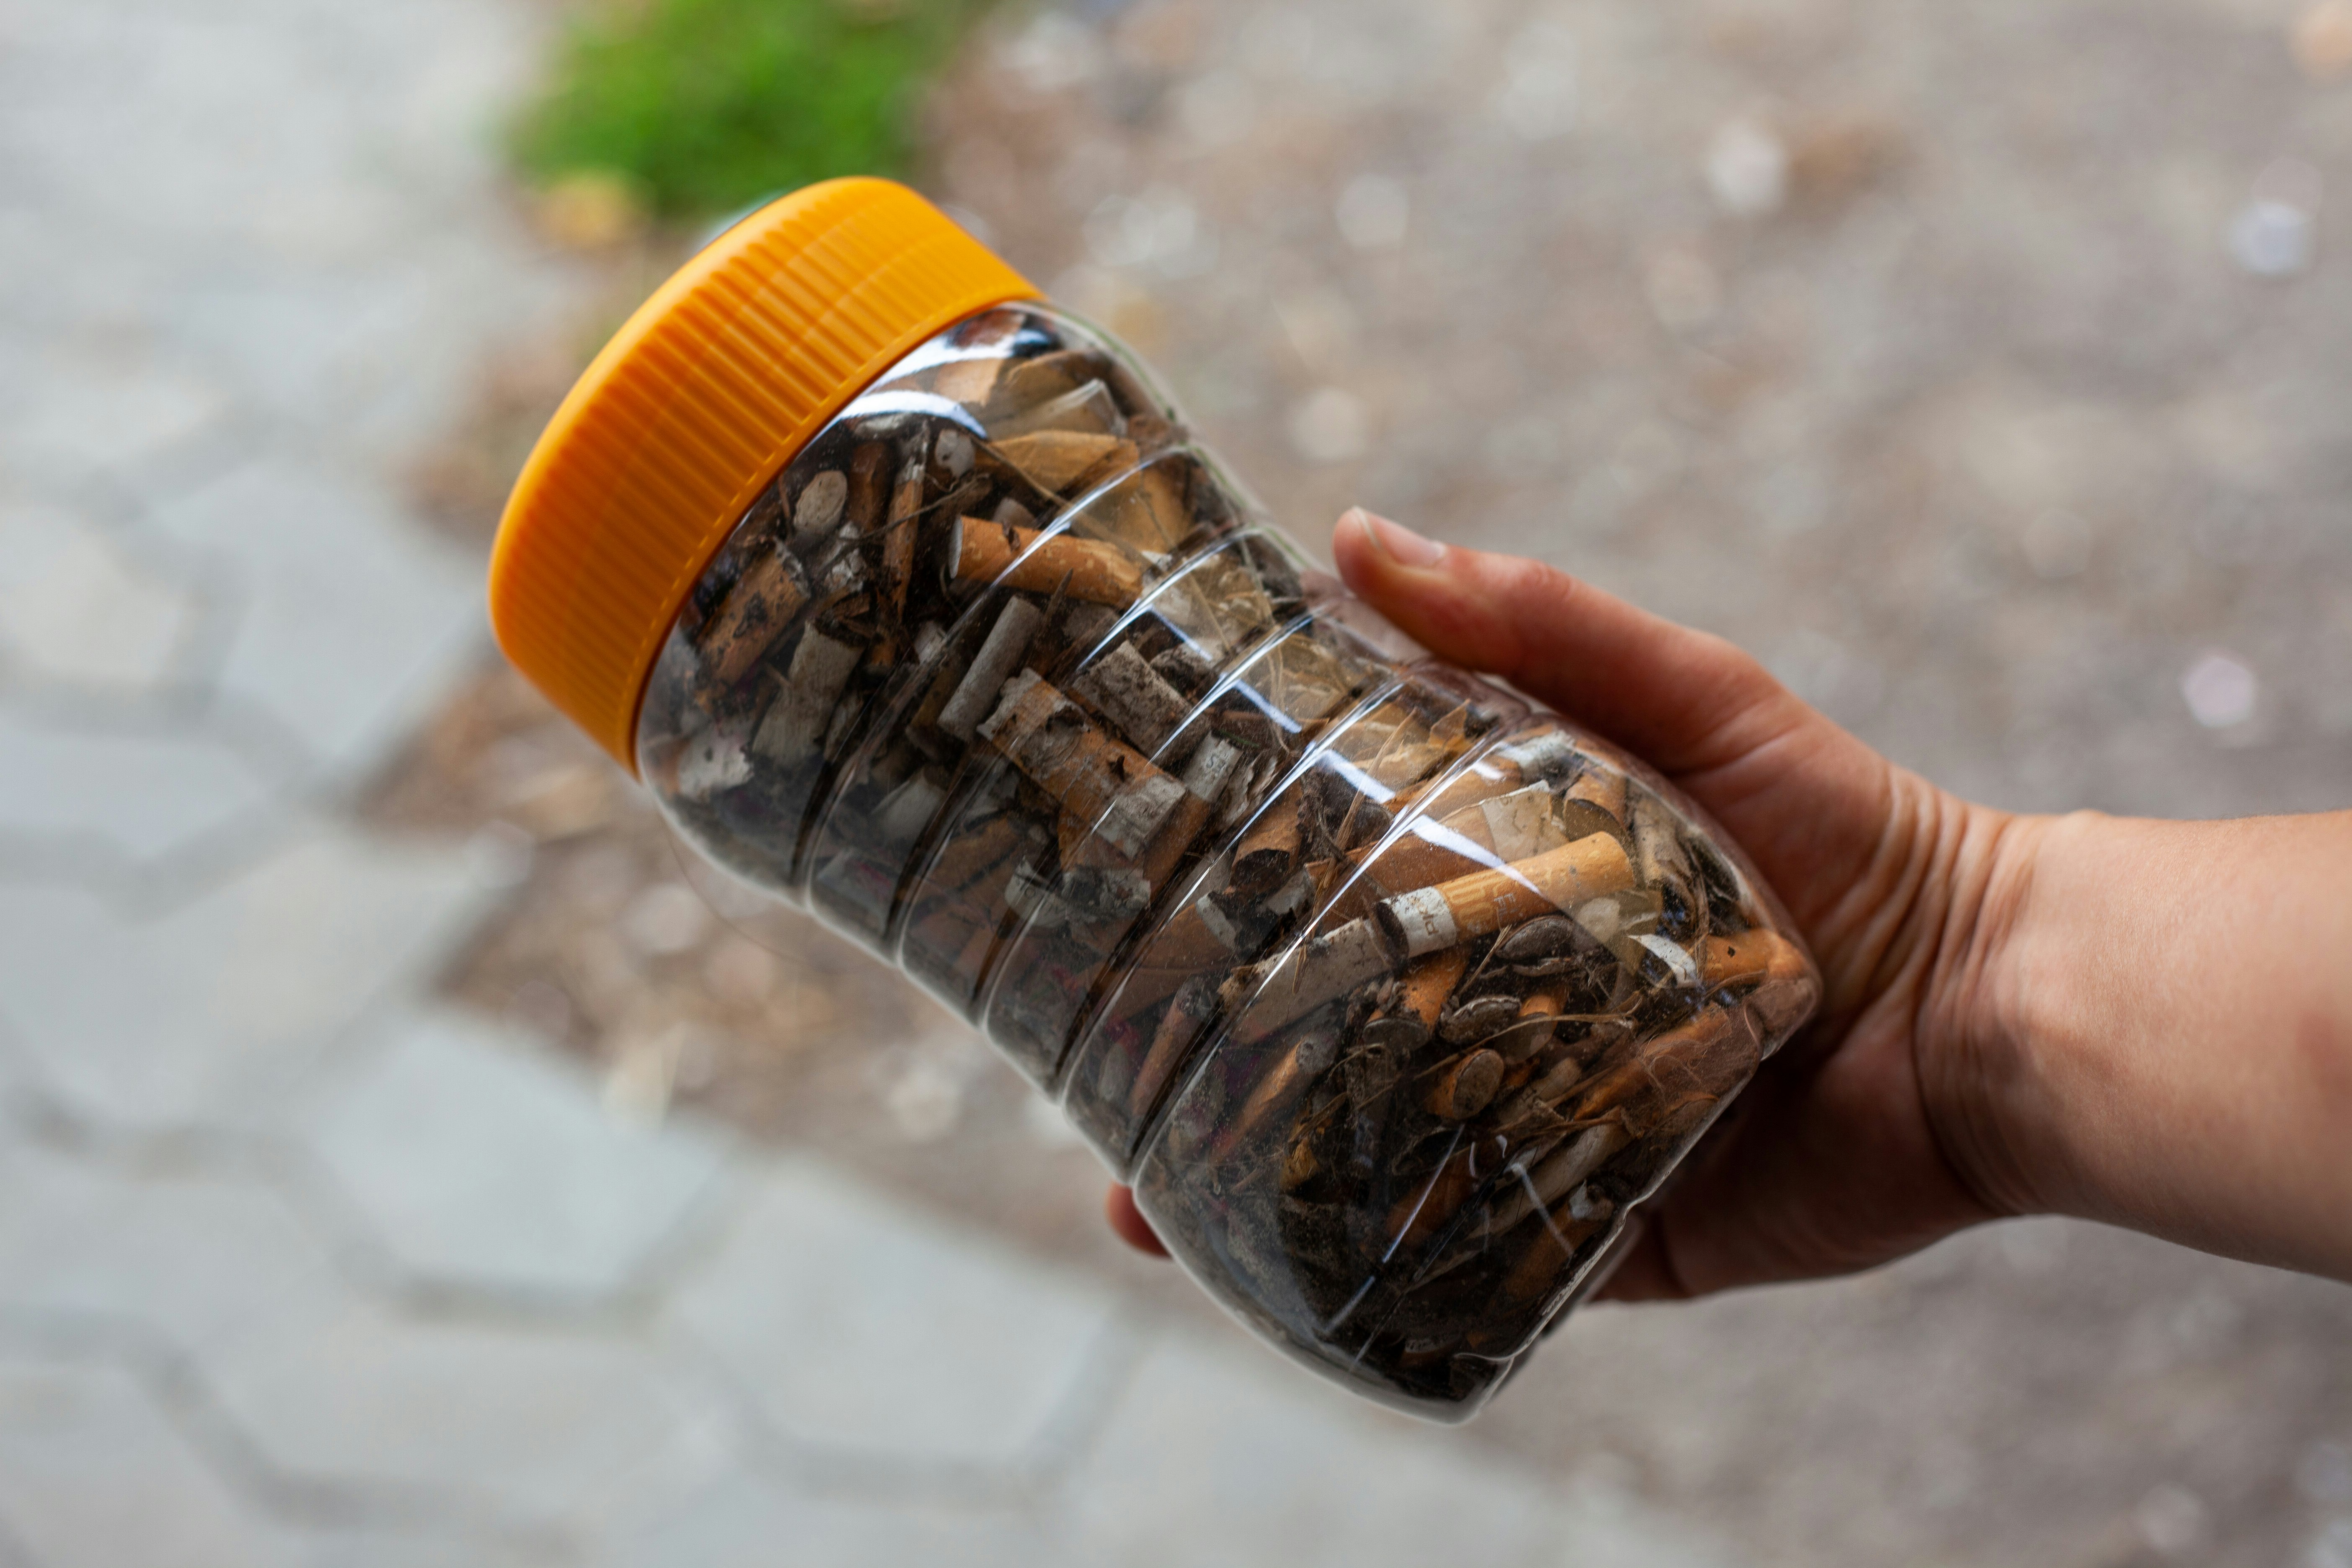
left=493, top=180, right=1819, bottom=1421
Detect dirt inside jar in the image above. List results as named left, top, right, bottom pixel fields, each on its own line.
left=632, top=301, right=1818, bottom=1415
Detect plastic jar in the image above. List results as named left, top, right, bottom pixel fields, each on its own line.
left=491, top=179, right=1818, bottom=1420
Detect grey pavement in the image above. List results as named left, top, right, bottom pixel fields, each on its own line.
left=920, top=3, right=2352, bottom=1563
left=0, top=0, right=1739, bottom=1562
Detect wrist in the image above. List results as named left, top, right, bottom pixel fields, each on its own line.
left=1957, top=809, right=2352, bottom=1276
left=1904, top=798, right=2065, bottom=1223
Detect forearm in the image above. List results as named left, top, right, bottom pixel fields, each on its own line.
left=1952, top=809, right=2352, bottom=1277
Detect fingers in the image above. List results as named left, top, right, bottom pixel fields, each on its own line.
left=1331, top=507, right=1810, bottom=779
left=1331, top=507, right=1916, bottom=954
left=1105, top=1184, right=1169, bottom=1258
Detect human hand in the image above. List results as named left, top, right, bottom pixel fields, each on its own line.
left=1108, top=508, right=2032, bottom=1298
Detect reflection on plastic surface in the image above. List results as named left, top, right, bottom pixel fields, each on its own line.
left=634, top=301, right=1819, bottom=1417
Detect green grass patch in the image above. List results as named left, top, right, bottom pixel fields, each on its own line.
left=515, top=0, right=982, bottom=220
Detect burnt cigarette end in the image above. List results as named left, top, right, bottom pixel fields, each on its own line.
left=1426, top=1049, right=1505, bottom=1121
left=938, top=597, right=1044, bottom=742
left=1073, top=641, right=1191, bottom=753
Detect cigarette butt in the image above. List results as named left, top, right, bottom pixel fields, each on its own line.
left=1567, top=1007, right=1760, bottom=1131
left=991, top=430, right=1135, bottom=494
left=881, top=460, right=922, bottom=613
left=932, top=353, right=1004, bottom=408
left=1495, top=982, right=1568, bottom=1063
left=1094, top=462, right=1193, bottom=553
left=1501, top=1197, right=1613, bottom=1305
left=1426, top=1049, right=1504, bottom=1120
left=1099, top=774, right=1189, bottom=863
left=1132, top=787, right=1212, bottom=892
left=936, top=596, right=1044, bottom=742
left=750, top=628, right=862, bottom=764
left=1738, top=931, right=1819, bottom=1041
left=1565, top=766, right=1628, bottom=823
left=792, top=470, right=848, bottom=540
left=1378, top=833, right=1636, bottom=959
left=1699, top=929, right=1805, bottom=991
left=848, top=441, right=890, bottom=529
left=918, top=813, right=1029, bottom=897
left=1230, top=792, right=1305, bottom=892
left=1523, top=1014, right=1630, bottom=1098
left=1631, top=796, right=1689, bottom=883
left=1385, top=1132, right=1506, bottom=1252
left=1179, top=735, right=1243, bottom=803
left=1217, top=1028, right=1340, bottom=1161
left=668, top=723, right=751, bottom=800
left=1440, top=993, right=1519, bottom=1046
left=1389, top=734, right=1563, bottom=824
left=1129, top=975, right=1220, bottom=1120
left=699, top=547, right=807, bottom=686
left=952, top=518, right=1142, bottom=606
left=1073, top=640, right=1190, bottom=752
left=977, top=671, right=1185, bottom=858
left=1114, top=905, right=1233, bottom=1014
left=1399, top=946, right=1470, bottom=1027
left=1229, top=916, right=1394, bottom=1043
left=1482, top=1122, right=1627, bottom=1243
left=1356, top=829, right=1491, bottom=900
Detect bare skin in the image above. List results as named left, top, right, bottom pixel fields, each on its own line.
left=1106, top=508, right=2352, bottom=1300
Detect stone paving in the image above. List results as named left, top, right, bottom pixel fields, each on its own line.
left=916, top=3, right=2352, bottom=1563
left=0, top=0, right=1740, bottom=1562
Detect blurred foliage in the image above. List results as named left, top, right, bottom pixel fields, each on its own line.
left=514, top=0, right=980, bottom=219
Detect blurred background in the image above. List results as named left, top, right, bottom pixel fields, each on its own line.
left=3, top=0, right=2349, bottom=1563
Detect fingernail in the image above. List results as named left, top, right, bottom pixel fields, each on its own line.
left=1353, top=508, right=1446, bottom=568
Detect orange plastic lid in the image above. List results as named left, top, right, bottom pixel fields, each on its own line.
left=489, top=178, right=1037, bottom=770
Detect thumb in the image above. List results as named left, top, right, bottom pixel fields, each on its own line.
left=1330, top=507, right=1806, bottom=780
left=1329, top=508, right=1909, bottom=950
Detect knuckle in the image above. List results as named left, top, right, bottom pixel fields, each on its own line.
left=1488, top=552, right=1573, bottom=606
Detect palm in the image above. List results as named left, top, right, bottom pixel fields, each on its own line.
left=1322, top=512, right=2005, bottom=1299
